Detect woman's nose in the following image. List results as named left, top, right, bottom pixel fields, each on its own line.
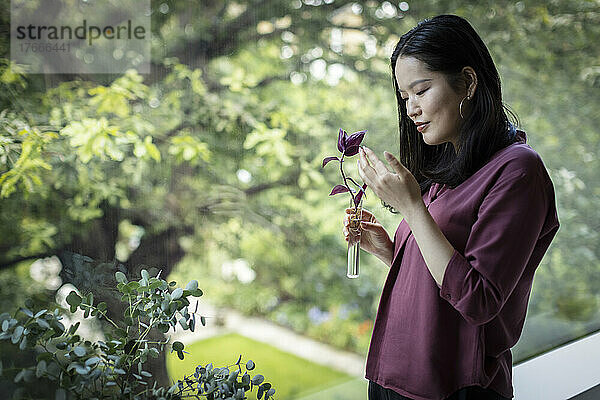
left=407, top=99, right=421, bottom=118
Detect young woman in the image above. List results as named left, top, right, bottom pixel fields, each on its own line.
left=343, top=15, right=560, bottom=400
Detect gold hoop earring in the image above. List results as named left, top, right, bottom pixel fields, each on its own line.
left=459, top=96, right=470, bottom=119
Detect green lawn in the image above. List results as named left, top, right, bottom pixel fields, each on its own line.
left=166, top=333, right=357, bottom=399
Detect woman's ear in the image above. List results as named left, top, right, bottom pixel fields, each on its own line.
left=462, top=66, right=478, bottom=99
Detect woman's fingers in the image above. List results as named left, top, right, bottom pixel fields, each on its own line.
left=346, top=220, right=382, bottom=237
left=345, top=207, right=375, bottom=219
left=362, top=147, right=389, bottom=175
left=343, top=208, right=381, bottom=247
left=360, top=221, right=381, bottom=230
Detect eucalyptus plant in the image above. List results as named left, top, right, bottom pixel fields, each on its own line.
left=0, top=265, right=276, bottom=399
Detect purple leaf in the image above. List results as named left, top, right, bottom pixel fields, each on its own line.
left=355, top=183, right=368, bottom=205
left=343, top=130, right=366, bottom=156
left=329, top=185, right=350, bottom=196
left=337, top=128, right=347, bottom=153
left=322, top=156, right=340, bottom=168
left=344, top=146, right=360, bottom=157
left=345, top=130, right=366, bottom=149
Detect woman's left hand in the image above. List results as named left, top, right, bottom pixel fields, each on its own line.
left=357, top=146, right=424, bottom=221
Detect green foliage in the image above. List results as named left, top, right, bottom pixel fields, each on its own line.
left=167, top=333, right=352, bottom=400
left=0, top=110, right=56, bottom=198
left=175, top=357, right=277, bottom=400
left=0, top=263, right=276, bottom=399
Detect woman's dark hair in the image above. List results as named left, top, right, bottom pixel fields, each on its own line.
left=386, top=14, right=519, bottom=212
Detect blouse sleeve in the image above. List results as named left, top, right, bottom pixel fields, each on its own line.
left=439, top=162, right=552, bottom=326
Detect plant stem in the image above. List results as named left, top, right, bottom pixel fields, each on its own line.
left=89, top=306, right=120, bottom=330
left=339, top=154, right=358, bottom=212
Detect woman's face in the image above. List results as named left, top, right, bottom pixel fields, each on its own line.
left=394, top=56, right=465, bottom=150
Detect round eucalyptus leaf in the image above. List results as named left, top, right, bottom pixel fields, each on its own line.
left=85, top=356, right=101, bottom=366
left=178, top=317, right=188, bottom=330
left=171, top=288, right=183, bottom=300
left=19, top=335, right=28, bottom=350
left=172, top=341, right=184, bottom=352
left=228, top=369, right=240, bottom=383
left=246, top=360, right=255, bottom=370
left=149, top=280, right=162, bottom=290
left=36, top=360, right=47, bottom=377
left=127, top=281, right=141, bottom=290
left=68, top=321, right=80, bottom=335
left=74, top=364, right=90, bottom=375
left=115, top=271, right=127, bottom=284
left=65, top=291, right=81, bottom=307
left=52, top=320, right=66, bottom=333
left=185, top=280, right=198, bottom=291
left=14, top=369, right=26, bottom=383
left=20, top=308, right=34, bottom=318
left=242, top=372, right=250, bottom=384
left=251, top=374, right=264, bottom=385
left=37, top=318, right=50, bottom=329
left=11, top=325, right=24, bottom=344
left=73, top=346, right=86, bottom=357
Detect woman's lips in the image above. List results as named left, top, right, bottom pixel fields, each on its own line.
left=417, top=122, right=429, bottom=133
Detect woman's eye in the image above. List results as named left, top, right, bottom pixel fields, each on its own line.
left=416, top=88, right=428, bottom=96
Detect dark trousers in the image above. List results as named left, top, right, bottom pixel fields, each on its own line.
left=368, top=380, right=510, bottom=400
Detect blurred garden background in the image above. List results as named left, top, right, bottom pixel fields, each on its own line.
left=1, top=0, right=599, bottom=398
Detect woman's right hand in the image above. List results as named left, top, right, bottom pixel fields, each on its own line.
left=343, top=208, right=394, bottom=265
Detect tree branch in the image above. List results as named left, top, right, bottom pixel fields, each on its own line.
left=244, top=169, right=300, bottom=196
left=255, top=74, right=291, bottom=87
left=0, top=252, right=58, bottom=271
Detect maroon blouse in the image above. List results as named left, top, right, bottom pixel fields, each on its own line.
left=365, top=130, right=560, bottom=400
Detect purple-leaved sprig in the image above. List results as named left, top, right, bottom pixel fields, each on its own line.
left=322, top=128, right=368, bottom=211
